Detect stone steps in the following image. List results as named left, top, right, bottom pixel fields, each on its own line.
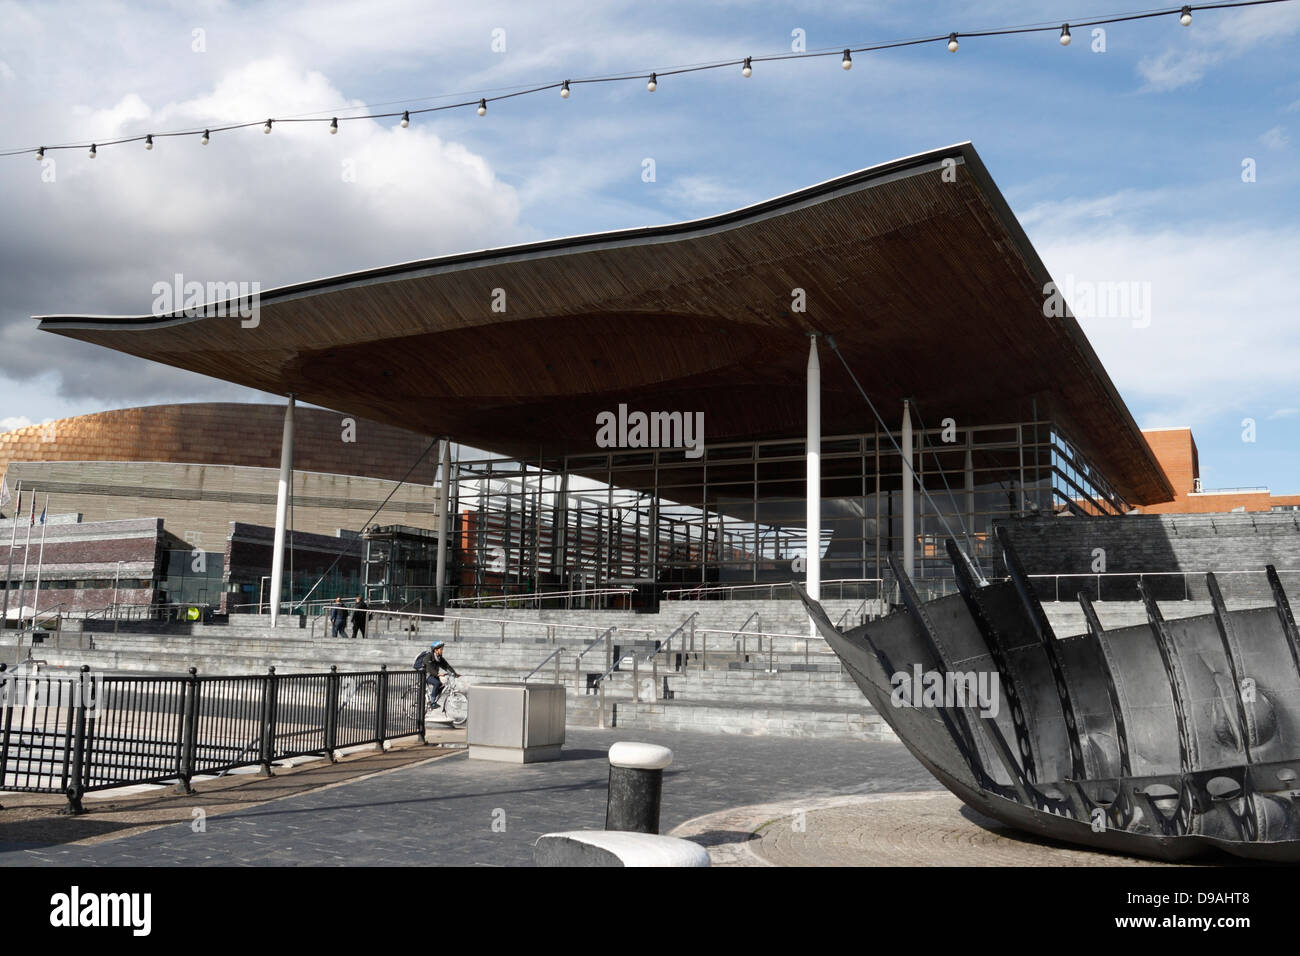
left=603, top=698, right=892, bottom=741
left=1041, top=598, right=1273, bottom=637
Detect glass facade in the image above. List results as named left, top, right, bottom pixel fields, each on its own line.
left=158, top=549, right=224, bottom=606
left=444, top=416, right=1129, bottom=603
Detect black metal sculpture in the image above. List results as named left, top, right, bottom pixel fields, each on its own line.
left=794, top=528, right=1300, bottom=861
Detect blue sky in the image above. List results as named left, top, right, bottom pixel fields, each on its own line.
left=1, top=0, right=1297, bottom=495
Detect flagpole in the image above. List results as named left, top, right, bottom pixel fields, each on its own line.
left=15, top=491, right=35, bottom=631
left=31, top=493, right=50, bottom=624
left=2, top=482, right=21, bottom=629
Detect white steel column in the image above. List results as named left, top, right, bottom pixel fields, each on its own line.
left=902, top=400, right=914, bottom=581
left=16, top=492, right=35, bottom=628
left=435, top=439, right=451, bottom=606
left=2, top=481, right=21, bottom=627
left=269, top=395, right=295, bottom=627
left=31, top=493, right=50, bottom=619
left=806, top=335, right=821, bottom=635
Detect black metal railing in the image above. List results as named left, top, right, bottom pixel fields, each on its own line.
left=0, top=663, right=425, bottom=813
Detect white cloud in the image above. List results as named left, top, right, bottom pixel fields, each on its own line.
left=1035, top=224, right=1300, bottom=427
left=0, top=416, right=36, bottom=432
left=0, top=57, right=526, bottom=402
left=1260, top=125, right=1289, bottom=150
left=662, top=174, right=757, bottom=214
left=1136, top=49, right=1222, bottom=93
left=1137, top=4, right=1300, bottom=92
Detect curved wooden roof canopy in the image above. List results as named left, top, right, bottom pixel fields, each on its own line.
left=36, top=142, right=1174, bottom=506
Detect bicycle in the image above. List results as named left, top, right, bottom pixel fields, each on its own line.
left=405, top=674, right=468, bottom=727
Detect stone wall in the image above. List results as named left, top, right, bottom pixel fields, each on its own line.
left=997, top=511, right=1300, bottom=601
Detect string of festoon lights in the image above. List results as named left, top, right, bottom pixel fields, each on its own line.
left=6, top=0, right=1294, bottom=161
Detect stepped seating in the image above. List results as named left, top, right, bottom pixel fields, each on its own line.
left=10, top=592, right=1271, bottom=742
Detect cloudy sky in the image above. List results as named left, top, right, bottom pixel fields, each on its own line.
left=1, top=0, right=1297, bottom=493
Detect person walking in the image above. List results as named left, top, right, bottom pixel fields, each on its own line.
left=328, top=596, right=348, bottom=639
left=350, top=595, right=368, bottom=639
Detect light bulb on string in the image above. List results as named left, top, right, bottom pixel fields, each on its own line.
left=742, top=57, right=752, bottom=77
left=841, top=49, right=852, bottom=70
left=201, top=129, right=210, bottom=145
left=145, top=135, right=154, bottom=150
left=561, top=80, right=570, bottom=98
left=329, top=118, right=338, bottom=134
left=477, top=98, right=487, bottom=116
left=36, top=147, right=44, bottom=161
left=647, top=73, right=657, bottom=92
left=1059, top=24, right=1071, bottom=46
left=1180, top=6, right=1192, bottom=26
left=264, top=119, right=273, bottom=134
left=89, top=143, right=96, bottom=158
left=948, top=33, right=959, bottom=52
left=400, top=110, right=410, bottom=127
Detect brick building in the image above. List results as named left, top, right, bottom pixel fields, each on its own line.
left=1138, top=427, right=1300, bottom=514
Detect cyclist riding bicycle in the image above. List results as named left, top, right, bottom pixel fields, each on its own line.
left=423, top=640, right=460, bottom=706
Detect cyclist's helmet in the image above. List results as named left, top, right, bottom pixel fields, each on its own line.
left=431, top=641, right=446, bottom=650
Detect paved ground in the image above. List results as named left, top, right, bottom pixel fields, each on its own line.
left=0, top=737, right=457, bottom=850
left=671, top=792, right=1179, bottom=867
left=0, top=729, right=933, bottom=866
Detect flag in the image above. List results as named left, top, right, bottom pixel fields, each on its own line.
left=39, top=504, right=46, bottom=525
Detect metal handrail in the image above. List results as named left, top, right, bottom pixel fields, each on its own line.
left=597, top=611, right=699, bottom=682
left=731, top=609, right=760, bottom=642
left=835, top=597, right=871, bottom=629
left=81, top=601, right=212, bottom=620
left=573, top=626, right=617, bottom=664
left=1027, top=569, right=1300, bottom=603
left=691, top=626, right=817, bottom=641
left=358, top=606, right=654, bottom=639
left=587, top=616, right=836, bottom=726
left=28, top=602, right=69, bottom=625
left=229, top=598, right=336, bottom=614
left=523, top=647, right=567, bottom=683
left=663, top=577, right=884, bottom=601
left=448, top=587, right=635, bottom=608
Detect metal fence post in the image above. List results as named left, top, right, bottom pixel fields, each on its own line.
left=418, top=664, right=429, bottom=740
left=633, top=655, right=640, bottom=702
left=175, top=667, right=199, bottom=794
left=500, top=620, right=505, bottom=643
left=599, top=678, right=607, bottom=729
left=0, top=664, right=11, bottom=791
left=258, top=666, right=277, bottom=776
left=325, top=666, right=340, bottom=760
left=63, top=665, right=91, bottom=815
left=605, top=629, right=613, bottom=674
left=701, top=632, right=707, bottom=671
left=376, top=664, right=390, bottom=750
left=554, top=650, right=562, bottom=685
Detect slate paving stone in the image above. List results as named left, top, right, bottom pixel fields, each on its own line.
left=0, top=728, right=932, bottom=867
